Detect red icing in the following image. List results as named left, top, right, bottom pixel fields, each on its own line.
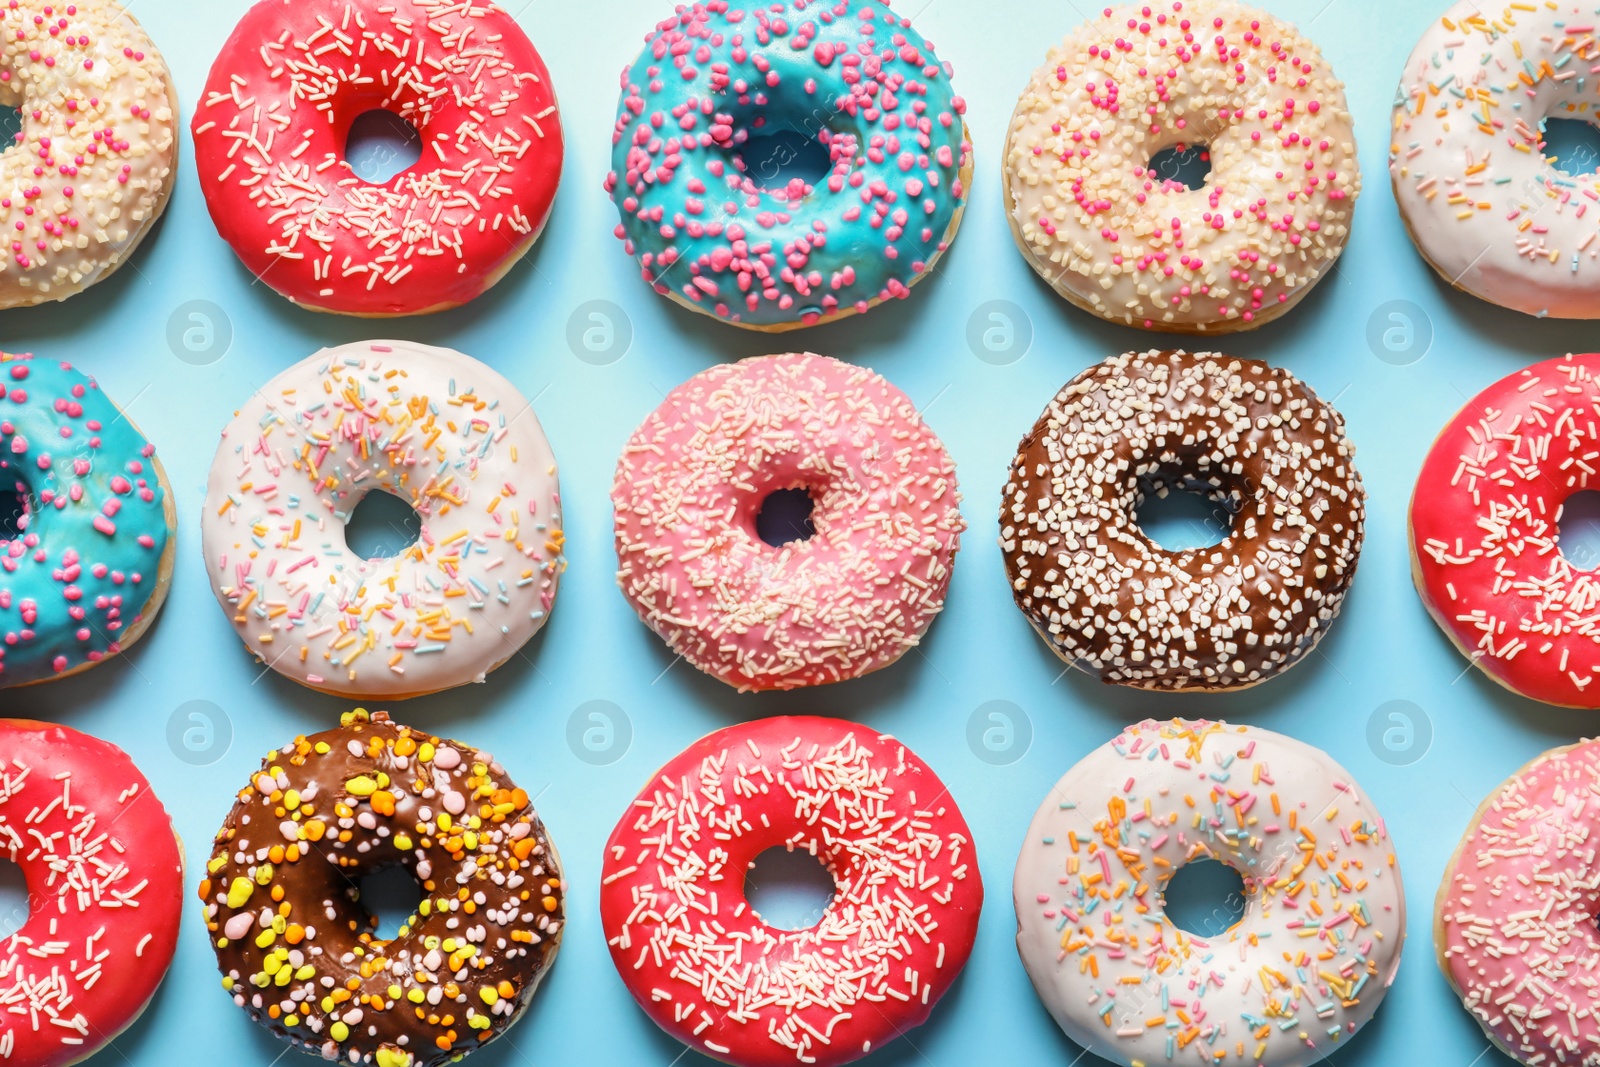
left=599, top=717, right=981, bottom=1067
left=1412, top=352, right=1600, bottom=706
left=0, top=720, right=183, bottom=1066
left=191, top=0, right=563, bottom=316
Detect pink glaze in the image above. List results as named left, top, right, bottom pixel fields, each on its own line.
left=1438, top=738, right=1600, bottom=1063
left=0, top=720, right=184, bottom=1067
left=611, top=353, right=964, bottom=691
left=1412, top=353, right=1600, bottom=707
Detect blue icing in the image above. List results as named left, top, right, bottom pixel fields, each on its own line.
left=0, top=355, right=169, bottom=686
left=607, top=0, right=970, bottom=328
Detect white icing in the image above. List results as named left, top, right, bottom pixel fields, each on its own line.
left=200, top=340, right=564, bottom=697
left=1013, top=719, right=1405, bottom=1067
left=1392, top=1, right=1600, bottom=317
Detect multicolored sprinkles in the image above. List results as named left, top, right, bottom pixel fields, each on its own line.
left=1014, top=719, right=1405, bottom=1067
left=201, top=709, right=564, bottom=1067
left=1391, top=1, right=1600, bottom=319
left=201, top=341, right=563, bottom=699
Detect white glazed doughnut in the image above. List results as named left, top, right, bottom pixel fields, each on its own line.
left=0, top=1, right=177, bottom=308
left=201, top=341, right=564, bottom=699
left=1392, top=2, right=1600, bottom=318
left=1014, top=719, right=1405, bottom=1067
left=1003, top=1, right=1360, bottom=333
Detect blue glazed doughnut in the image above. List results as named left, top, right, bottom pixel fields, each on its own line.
left=606, top=0, right=972, bottom=331
left=0, top=354, right=175, bottom=687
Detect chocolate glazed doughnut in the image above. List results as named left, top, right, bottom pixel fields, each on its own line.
left=1000, top=350, right=1365, bottom=691
left=199, top=710, right=564, bottom=1067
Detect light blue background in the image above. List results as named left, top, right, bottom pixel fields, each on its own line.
left=1, top=0, right=1579, bottom=1065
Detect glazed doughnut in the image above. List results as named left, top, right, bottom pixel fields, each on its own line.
left=200, top=708, right=564, bottom=1067
left=605, top=0, right=972, bottom=331
left=1437, top=737, right=1600, bottom=1065
left=612, top=352, right=963, bottom=691
left=0, top=2, right=177, bottom=308
left=1411, top=352, right=1600, bottom=707
left=1003, top=1, right=1360, bottom=333
left=193, top=0, right=563, bottom=317
left=1015, top=718, right=1405, bottom=1067
left=600, top=716, right=982, bottom=1067
left=1392, top=2, right=1600, bottom=319
left=999, top=350, right=1365, bottom=691
left=201, top=340, right=564, bottom=700
left=0, top=353, right=176, bottom=688
left=0, top=719, right=184, bottom=1067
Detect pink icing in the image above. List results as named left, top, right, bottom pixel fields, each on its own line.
left=1438, top=738, right=1600, bottom=1061
left=611, top=352, right=964, bottom=691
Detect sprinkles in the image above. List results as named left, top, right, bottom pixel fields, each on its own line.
left=0, top=353, right=173, bottom=688
left=1014, top=719, right=1405, bottom=1067
left=605, top=0, right=972, bottom=330
left=1004, top=1, right=1360, bottom=332
left=611, top=353, right=963, bottom=692
left=201, top=341, right=564, bottom=699
left=200, top=709, right=564, bottom=1067
left=1391, top=1, right=1600, bottom=319
left=1437, top=737, right=1600, bottom=1066
left=0, top=1, right=176, bottom=307
left=1411, top=352, right=1600, bottom=707
left=0, top=721, right=185, bottom=1067
left=599, top=717, right=982, bottom=1066
left=1000, top=350, right=1365, bottom=691
left=192, top=0, right=564, bottom=316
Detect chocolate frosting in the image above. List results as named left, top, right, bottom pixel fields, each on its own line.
left=1000, top=350, right=1364, bottom=690
left=200, top=710, right=563, bottom=1066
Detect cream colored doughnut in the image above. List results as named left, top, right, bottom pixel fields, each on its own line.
left=1391, top=1, right=1600, bottom=318
left=1014, top=719, right=1406, bottom=1067
left=1003, top=0, right=1359, bottom=333
left=201, top=341, right=564, bottom=700
left=0, top=1, right=176, bottom=308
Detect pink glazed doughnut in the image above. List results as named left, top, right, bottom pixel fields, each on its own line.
left=1437, top=737, right=1600, bottom=1064
left=612, top=353, right=964, bottom=691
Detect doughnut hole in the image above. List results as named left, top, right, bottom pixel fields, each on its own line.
left=0, top=481, right=28, bottom=539
left=733, top=125, right=832, bottom=197
left=1557, top=489, right=1600, bottom=571
left=0, top=859, right=27, bottom=939
left=343, top=488, right=422, bottom=561
left=744, top=845, right=837, bottom=931
left=355, top=863, right=425, bottom=941
left=1146, top=142, right=1212, bottom=192
left=1132, top=473, right=1237, bottom=553
left=1161, top=858, right=1246, bottom=938
left=755, top=487, right=817, bottom=547
left=0, top=106, right=20, bottom=153
left=345, top=109, right=423, bottom=184
left=1542, top=117, right=1600, bottom=177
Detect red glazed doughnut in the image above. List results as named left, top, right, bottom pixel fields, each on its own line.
left=0, top=720, right=184, bottom=1067
left=1411, top=352, right=1600, bottom=706
left=600, top=717, right=982, bottom=1067
left=191, top=0, right=563, bottom=317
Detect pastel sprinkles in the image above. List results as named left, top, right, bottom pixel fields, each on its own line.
left=201, top=341, right=564, bottom=699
